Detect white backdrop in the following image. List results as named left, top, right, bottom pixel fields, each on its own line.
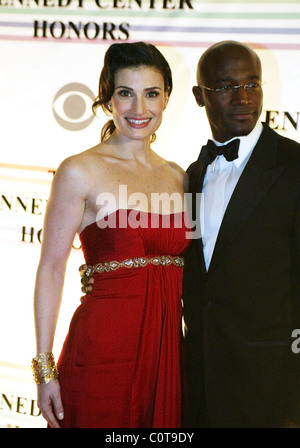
left=1, top=0, right=300, bottom=427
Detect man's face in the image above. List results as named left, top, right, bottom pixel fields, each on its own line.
left=193, top=47, right=263, bottom=142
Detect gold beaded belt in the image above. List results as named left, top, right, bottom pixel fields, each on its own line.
left=85, top=255, right=184, bottom=275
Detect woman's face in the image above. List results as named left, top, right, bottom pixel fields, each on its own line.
left=110, top=66, right=169, bottom=142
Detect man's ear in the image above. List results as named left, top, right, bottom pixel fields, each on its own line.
left=192, top=85, right=204, bottom=107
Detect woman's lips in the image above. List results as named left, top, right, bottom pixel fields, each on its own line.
left=126, top=117, right=152, bottom=128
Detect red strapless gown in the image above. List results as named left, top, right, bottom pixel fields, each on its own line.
left=57, top=209, right=191, bottom=428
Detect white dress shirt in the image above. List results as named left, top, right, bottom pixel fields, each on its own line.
left=200, top=121, right=263, bottom=270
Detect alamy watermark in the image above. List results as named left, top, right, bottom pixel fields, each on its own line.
left=291, top=329, right=300, bottom=354
left=94, top=185, right=202, bottom=239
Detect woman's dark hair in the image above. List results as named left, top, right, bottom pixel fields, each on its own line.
left=92, top=42, right=173, bottom=142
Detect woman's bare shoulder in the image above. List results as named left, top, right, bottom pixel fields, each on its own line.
left=55, top=143, right=106, bottom=177
left=167, top=160, right=186, bottom=175
left=48, top=146, right=104, bottom=203
left=162, top=157, right=186, bottom=178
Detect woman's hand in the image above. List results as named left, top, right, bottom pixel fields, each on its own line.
left=37, top=380, right=64, bottom=428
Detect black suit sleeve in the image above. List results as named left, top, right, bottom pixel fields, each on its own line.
left=287, top=191, right=300, bottom=424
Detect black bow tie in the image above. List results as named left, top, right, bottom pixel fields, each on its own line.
left=198, top=138, right=240, bottom=164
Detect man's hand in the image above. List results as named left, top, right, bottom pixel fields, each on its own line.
left=79, top=264, right=94, bottom=300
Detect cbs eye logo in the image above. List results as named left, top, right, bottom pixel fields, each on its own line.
left=52, top=83, right=95, bottom=131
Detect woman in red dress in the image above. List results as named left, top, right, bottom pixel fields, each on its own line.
left=32, top=42, right=190, bottom=428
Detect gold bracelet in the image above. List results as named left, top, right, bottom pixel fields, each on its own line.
left=31, top=352, right=59, bottom=385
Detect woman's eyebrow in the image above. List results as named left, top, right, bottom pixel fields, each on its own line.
left=115, top=85, right=162, bottom=91
left=115, top=85, right=133, bottom=90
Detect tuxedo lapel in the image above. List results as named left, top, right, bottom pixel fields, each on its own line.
left=207, top=125, right=285, bottom=276
left=187, top=160, right=207, bottom=197
left=187, top=159, right=208, bottom=272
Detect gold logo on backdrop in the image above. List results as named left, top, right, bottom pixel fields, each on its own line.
left=52, top=83, right=95, bottom=131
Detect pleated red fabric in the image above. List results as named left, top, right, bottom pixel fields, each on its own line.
left=57, top=209, right=191, bottom=428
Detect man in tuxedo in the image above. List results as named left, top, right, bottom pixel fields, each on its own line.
left=183, top=40, right=300, bottom=427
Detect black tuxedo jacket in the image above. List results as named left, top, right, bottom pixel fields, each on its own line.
left=183, top=123, right=300, bottom=427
